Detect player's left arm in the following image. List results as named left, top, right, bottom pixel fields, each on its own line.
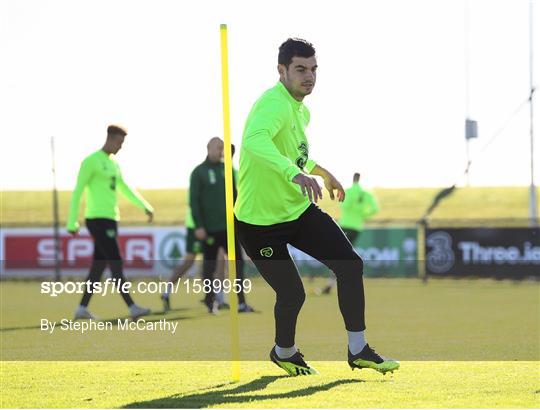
left=117, top=168, right=154, bottom=221
left=309, top=164, right=345, bottom=202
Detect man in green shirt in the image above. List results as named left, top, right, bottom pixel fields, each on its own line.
left=234, top=38, right=399, bottom=376
left=160, top=143, right=241, bottom=312
left=67, top=125, right=154, bottom=321
left=191, top=138, right=254, bottom=314
left=319, top=172, right=380, bottom=295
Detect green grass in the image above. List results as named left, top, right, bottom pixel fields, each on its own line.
left=2, top=187, right=538, bottom=227
left=1, top=361, right=538, bottom=408
left=1, top=278, right=539, bottom=408
left=1, top=278, right=538, bottom=360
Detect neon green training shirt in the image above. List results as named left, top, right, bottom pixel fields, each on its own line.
left=339, top=183, right=379, bottom=231
left=234, top=81, right=317, bottom=226
left=67, top=150, right=154, bottom=231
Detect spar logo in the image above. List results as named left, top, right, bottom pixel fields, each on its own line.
left=3, top=234, right=153, bottom=269
left=426, top=231, right=455, bottom=273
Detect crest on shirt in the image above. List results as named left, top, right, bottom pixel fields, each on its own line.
left=260, top=247, right=273, bottom=258
left=208, top=169, right=216, bottom=184
left=295, top=142, right=308, bottom=169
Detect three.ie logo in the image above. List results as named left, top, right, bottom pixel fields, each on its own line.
left=426, top=231, right=455, bottom=273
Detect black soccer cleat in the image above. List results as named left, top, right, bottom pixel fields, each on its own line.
left=238, top=303, right=255, bottom=313
left=348, top=344, right=400, bottom=375
left=321, top=285, right=332, bottom=295
left=269, top=347, right=318, bottom=376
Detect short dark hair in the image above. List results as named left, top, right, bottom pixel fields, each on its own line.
left=353, top=173, right=361, bottom=182
left=107, top=124, right=127, bottom=137
left=278, top=38, right=315, bottom=68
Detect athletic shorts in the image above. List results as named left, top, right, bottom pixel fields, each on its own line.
left=85, top=218, right=122, bottom=261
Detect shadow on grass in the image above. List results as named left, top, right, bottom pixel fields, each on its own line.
left=123, top=375, right=370, bottom=408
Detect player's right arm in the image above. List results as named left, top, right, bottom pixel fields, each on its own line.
left=243, top=98, right=321, bottom=202
left=189, top=168, right=207, bottom=240
left=243, top=99, right=303, bottom=183
left=66, top=157, right=93, bottom=234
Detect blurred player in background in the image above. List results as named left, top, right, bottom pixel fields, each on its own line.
left=234, top=38, right=398, bottom=376
left=190, top=137, right=254, bottom=314
left=67, top=124, right=154, bottom=320
left=318, top=172, right=379, bottom=295
left=160, top=144, right=244, bottom=312
left=159, top=196, right=227, bottom=311
left=211, top=143, right=241, bottom=310
left=160, top=192, right=204, bottom=311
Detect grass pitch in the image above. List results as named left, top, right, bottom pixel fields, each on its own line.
left=2, top=361, right=538, bottom=408
left=1, top=277, right=539, bottom=408
left=2, top=186, right=538, bottom=227
left=2, top=185, right=538, bottom=408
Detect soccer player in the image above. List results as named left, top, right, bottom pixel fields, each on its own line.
left=160, top=144, right=242, bottom=311
left=234, top=38, right=399, bottom=376
left=67, top=125, right=153, bottom=320
left=190, top=137, right=254, bottom=314
left=159, top=200, right=227, bottom=311
left=318, top=172, right=380, bottom=295
left=160, top=201, right=203, bottom=311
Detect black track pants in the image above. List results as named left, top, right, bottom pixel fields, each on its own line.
left=202, top=231, right=246, bottom=307
left=80, top=218, right=134, bottom=307
left=236, top=204, right=365, bottom=347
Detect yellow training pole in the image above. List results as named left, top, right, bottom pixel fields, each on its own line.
left=220, top=23, right=241, bottom=382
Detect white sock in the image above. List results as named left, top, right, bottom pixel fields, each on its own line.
left=215, top=290, right=225, bottom=304
left=275, top=345, right=297, bottom=359
left=77, top=305, right=87, bottom=311
left=348, top=331, right=367, bottom=355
